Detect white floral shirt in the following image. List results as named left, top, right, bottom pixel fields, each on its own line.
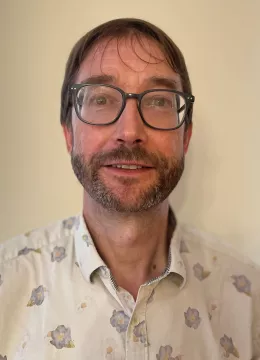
left=0, top=208, right=260, bottom=360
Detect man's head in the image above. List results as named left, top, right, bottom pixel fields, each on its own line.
left=61, top=18, right=194, bottom=213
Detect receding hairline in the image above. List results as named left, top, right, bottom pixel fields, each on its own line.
left=86, top=33, right=165, bottom=58
left=73, top=32, right=176, bottom=84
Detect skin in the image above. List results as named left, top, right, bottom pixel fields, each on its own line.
left=63, top=35, right=192, bottom=299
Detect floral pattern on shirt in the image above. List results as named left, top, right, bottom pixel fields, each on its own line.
left=231, top=275, right=251, bottom=296
left=180, top=239, right=189, bottom=253
left=156, top=345, right=182, bottom=360
left=27, top=285, right=47, bottom=306
left=184, top=307, right=201, bottom=329
left=208, top=302, right=217, bottom=321
left=74, top=216, right=80, bottom=230
left=106, top=346, right=113, bottom=355
left=1, top=212, right=260, bottom=359
left=82, top=234, right=92, bottom=247
left=18, top=247, right=41, bottom=256
left=63, top=217, right=76, bottom=230
left=212, top=255, right=218, bottom=263
left=220, top=334, right=239, bottom=358
left=48, top=325, right=75, bottom=349
left=110, top=310, right=130, bottom=333
left=193, top=263, right=211, bottom=281
left=24, top=230, right=32, bottom=237
left=76, top=297, right=89, bottom=312
left=15, top=332, right=30, bottom=357
left=133, top=321, right=146, bottom=343
left=51, top=246, right=66, bottom=262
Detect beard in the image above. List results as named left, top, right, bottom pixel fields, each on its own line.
left=71, top=144, right=184, bottom=213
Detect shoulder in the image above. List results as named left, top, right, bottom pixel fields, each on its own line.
left=178, top=222, right=260, bottom=291
left=0, top=215, right=80, bottom=266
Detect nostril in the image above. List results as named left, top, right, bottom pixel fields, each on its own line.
left=116, top=138, right=142, bottom=144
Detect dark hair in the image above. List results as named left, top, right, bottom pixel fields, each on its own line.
left=60, top=18, right=193, bottom=130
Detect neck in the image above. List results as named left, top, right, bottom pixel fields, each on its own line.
left=83, top=194, right=175, bottom=300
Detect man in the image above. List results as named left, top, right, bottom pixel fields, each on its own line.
left=0, top=18, right=259, bottom=360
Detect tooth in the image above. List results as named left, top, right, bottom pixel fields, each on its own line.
left=111, top=165, right=143, bottom=169
left=122, top=165, right=136, bottom=169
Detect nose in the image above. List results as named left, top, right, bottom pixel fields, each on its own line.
left=113, top=99, right=148, bottom=145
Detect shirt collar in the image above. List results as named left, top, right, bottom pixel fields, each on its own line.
left=74, top=214, right=105, bottom=283
left=165, top=206, right=187, bottom=288
left=74, top=206, right=186, bottom=288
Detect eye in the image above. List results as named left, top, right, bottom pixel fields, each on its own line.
left=144, top=95, right=171, bottom=108
left=152, top=98, right=166, bottom=106
left=95, top=96, right=107, bottom=105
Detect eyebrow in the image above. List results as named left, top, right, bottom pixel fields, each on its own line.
left=79, top=74, right=179, bottom=90
left=147, top=76, right=179, bottom=90
left=80, top=75, right=116, bottom=85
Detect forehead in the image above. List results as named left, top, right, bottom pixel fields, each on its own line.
left=75, top=35, right=181, bottom=88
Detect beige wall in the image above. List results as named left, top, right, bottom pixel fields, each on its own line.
left=1, top=0, right=259, bottom=264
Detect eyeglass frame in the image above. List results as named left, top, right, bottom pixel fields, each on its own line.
left=70, top=83, right=195, bottom=131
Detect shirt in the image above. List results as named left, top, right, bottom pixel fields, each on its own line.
left=0, top=208, right=260, bottom=360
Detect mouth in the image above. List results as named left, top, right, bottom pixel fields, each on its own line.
left=102, top=163, right=154, bottom=176
left=105, top=164, right=152, bottom=170
left=104, top=162, right=154, bottom=169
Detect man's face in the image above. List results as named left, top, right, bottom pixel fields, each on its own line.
left=63, top=36, right=192, bottom=213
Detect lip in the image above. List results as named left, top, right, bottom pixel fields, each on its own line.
left=102, top=166, right=154, bottom=176
left=103, top=162, right=153, bottom=168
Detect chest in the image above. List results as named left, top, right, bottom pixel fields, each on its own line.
left=3, top=274, right=253, bottom=360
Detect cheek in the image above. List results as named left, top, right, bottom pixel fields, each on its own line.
left=73, top=127, right=93, bottom=156
left=72, top=115, right=89, bottom=154
left=154, top=131, right=184, bottom=158
left=72, top=116, right=108, bottom=157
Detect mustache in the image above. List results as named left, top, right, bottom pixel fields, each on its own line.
left=89, top=144, right=161, bottom=168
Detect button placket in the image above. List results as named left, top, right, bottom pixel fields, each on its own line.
left=125, top=284, right=157, bottom=360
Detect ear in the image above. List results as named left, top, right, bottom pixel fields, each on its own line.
left=183, top=123, right=192, bottom=154
left=62, top=124, right=73, bottom=154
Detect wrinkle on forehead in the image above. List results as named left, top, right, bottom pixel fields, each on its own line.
left=76, top=34, right=182, bottom=91
left=88, top=34, right=166, bottom=75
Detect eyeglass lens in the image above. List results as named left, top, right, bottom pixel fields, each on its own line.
left=76, top=85, right=186, bottom=129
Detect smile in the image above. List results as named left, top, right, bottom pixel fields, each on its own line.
left=109, top=165, right=144, bottom=169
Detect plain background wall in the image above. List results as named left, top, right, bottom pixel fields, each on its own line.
left=1, top=0, right=260, bottom=264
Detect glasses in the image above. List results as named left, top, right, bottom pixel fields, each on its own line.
left=70, top=84, right=195, bottom=131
